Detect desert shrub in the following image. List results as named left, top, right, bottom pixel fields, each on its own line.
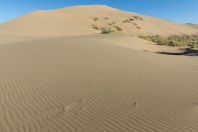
left=139, top=34, right=198, bottom=47
left=114, top=26, right=123, bottom=31
left=123, top=16, right=143, bottom=23
left=93, top=17, right=98, bottom=21
left=100, top=25, right=123, bottom=34
left=104, top=17, right=109, bottom=20
left=136, top=26, right=141, bottom=29
left=129, top=18, right=135, bottom=21
left=133, top=15, right=143, bottom=20
left=91, top=25, right=100, bottom=30
left=101, top=27, right=115, bottom=34
left=122, top=20, right=132, bottom=23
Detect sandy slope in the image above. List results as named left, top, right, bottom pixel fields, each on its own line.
left=1, top=36, right=198, bottom=132
left=1, top=5, right=198, bottom=132
left=0, top=5, right=197, bottom=38
left=189, top=24, right=198, bottom=29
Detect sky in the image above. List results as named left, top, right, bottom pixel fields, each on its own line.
left=0, top=0, right=198, bottom=24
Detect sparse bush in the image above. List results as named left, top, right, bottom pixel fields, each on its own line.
left=139, top=35, right=198, bottom=48
left=122, top=16, right=143, bottom=24
left=133, top=15, right=143, bottom=20
left=122, top=20, right=132, bottom=23
left=129, top=18, right=135, bottom=21
left=91, top=25, right=100, bottom=30
left=101, top=27, right=115, bottom=34
left=114, top=26, right=123, bottom=31
left=91, top=22, right=123, bottom=34
left=104, top=17, right=109, bottom=20
left=100, top=25, right=123, bottom=34
left=136, top=26, right=141, bottom=29
left=93, top=17, right=98, bottom=21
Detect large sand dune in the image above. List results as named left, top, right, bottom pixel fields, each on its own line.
left=0, top=5, right=198, bottom=132
left=0, top=5, right=197, bottom=38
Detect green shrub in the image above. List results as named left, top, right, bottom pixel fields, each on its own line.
left=139, top=35, right=198, bottom=48
left=101, top=27, right=115, bottom=34
left=100, top=25, right=123, bottom=34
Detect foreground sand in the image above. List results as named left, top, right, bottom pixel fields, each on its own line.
left=1, top=5, right=198, bottom=132
left=1, top=35, right=198, bottom=132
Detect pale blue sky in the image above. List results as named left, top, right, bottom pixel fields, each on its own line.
left=0, top=0, right=197, bottom=23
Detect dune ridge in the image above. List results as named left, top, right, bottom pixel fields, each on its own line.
left=0, top=5, right=197, bottom=37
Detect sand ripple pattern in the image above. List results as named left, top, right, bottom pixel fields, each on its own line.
left=1, top=37, right=198, bottom=132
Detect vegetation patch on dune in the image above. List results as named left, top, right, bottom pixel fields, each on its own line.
left=93, top=17, right=98, bottom=21
left=91, top=24, right=100, bottom=30
left=100, top=24, right=122, bottom=34
left=104, top=17, right=109, bottom=20
left=122, top=16, right=143, bottom=30
left=91, top=22, right=123, bottom=34
left=122, top=15, right=143, bottom=23
left=133, top=15, right=144, bottom=21
left=139, top=35, right=198, bottom=48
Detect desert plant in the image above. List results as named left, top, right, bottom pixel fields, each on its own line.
left=114, top=25, right=123, bottom=31
left=100, top=26, right=116, bottom=34
left=100, top=25, right=123, bottom=34
left=139, top=34, right=198, bottom=48
left=93, top=17, right=98, bottom=21
left=104, top=17, right=109, bottom=20
left=122, top=20, right=132, bottom=23
left=129, top=18, right=135, bottom=21
left=136, top=26, right=141, bottom=29
left=91, top=25, right=100, bottom=30
left=133, top=15, right=143, bottom=20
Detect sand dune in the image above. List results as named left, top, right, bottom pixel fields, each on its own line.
left=0, top=5, right=197, bottom=37
left=0, top=5, right=198, bottom=132
left=1, top=36, right=198, bottom=132
left=188, top=24, right=198, bottom=29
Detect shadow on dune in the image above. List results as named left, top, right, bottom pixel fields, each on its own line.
left=157, top=48, right=198, bottom=56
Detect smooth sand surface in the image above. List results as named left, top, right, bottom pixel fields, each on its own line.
left=0, top=5, right=198, bottom=132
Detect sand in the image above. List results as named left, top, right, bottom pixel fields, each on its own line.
left=0, top=5, right=198, bottom=132
left=0, top=5, right=197, bottom=38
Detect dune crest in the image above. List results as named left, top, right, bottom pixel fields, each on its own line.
left=0, top=5, right=197, bottom=37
